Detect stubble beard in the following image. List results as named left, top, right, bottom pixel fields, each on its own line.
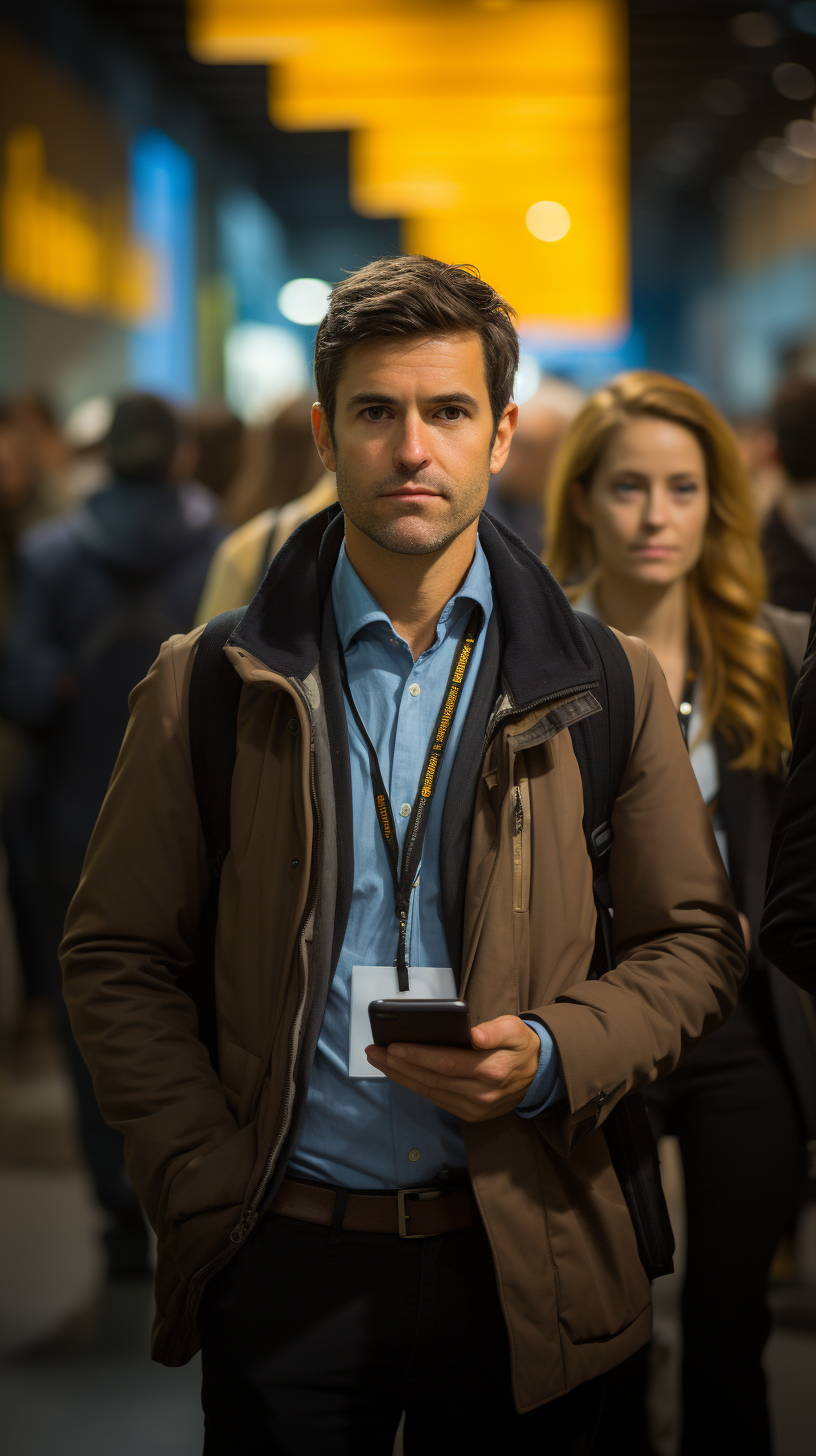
left=335, top=458, right=489, bottom=557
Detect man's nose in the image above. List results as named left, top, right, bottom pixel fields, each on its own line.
left=393, top=414, right=432, bottom=472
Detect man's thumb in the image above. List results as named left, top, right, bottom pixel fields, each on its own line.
left=470, top=1015, right=523, bottom=1049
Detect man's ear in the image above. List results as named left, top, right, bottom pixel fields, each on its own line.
left=489, top=401, right=518, bottom=476
left=568, top=478, right=594, bottom=527
left=311, top=402, right=337, bottom=473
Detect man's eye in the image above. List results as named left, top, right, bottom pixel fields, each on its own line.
left=439, top=407, right=465, bottom=421
left=363, top=406, right=389, bottom=421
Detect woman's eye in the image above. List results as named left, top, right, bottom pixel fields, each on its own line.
left=674, top=479, right=700, bottom=496
left=612, top=477, right=641, bottom=495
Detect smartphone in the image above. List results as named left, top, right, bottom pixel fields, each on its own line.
left=368, top=999, right=472, bottom=1049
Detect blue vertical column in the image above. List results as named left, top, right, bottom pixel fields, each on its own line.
left=129, top=130, right=196, bottom=399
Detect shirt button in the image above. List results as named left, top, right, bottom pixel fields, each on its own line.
left=408, top=1149, right=421, bottom=1162
left=408, top=683, right=420, bottom=697
left=399, top=803, right=411, bottom=818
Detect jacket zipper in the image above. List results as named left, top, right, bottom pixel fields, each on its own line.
left=480, top=680, right=600, bottom=771
left=186, top=683, right=322, bottom=1322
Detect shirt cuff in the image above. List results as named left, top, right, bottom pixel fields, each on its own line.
left=515, top=1017, right=565, bottom=1118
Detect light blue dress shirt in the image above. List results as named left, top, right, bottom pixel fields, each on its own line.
left=287, top=538, right=562, bottom=1190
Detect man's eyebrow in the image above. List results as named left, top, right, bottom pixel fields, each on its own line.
left=344, top=391, right=481, bottom=409
left=345, top=392, right=400, bottom=408
left=426, top=393, right=480, bottom=409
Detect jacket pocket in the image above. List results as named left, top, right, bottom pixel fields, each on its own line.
left=545, top=1134, right=651, bottom=1345
left=165, top=1123, right=258, bottom=1227
left=512, top=778, right=531, bottom=913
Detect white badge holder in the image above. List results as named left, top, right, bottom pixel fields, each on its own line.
left=349, top=964, right=458, bottom=1078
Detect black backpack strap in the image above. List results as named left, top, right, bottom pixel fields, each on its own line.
left=568, top=613, right=675, bottom=1281
left=569, top=612, right=635, bottom=977
left=188, top=609, right=245, bottom=880
left=180, top=609, right=244, bottom=1070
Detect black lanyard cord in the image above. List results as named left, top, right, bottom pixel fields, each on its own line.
left=338, top=603, right=483, bottom=991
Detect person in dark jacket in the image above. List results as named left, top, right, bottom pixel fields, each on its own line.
left=761, top=600, right=816, bottom=994
left=0, top=392, right=227, bottom=1275
left=546, top=370, right=816, bottom=1456
left=762, top=375, right=816, bottom=615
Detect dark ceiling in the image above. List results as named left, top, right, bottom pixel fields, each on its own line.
left=42, top=1, right=816, bottom=223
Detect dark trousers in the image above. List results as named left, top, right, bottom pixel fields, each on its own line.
left=199, top=1205, right=604, bottom=1455
left=645, top=1001, right=805, bottom=1456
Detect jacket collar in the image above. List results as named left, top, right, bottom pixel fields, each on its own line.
left=230, top=502, right=597, bottom=708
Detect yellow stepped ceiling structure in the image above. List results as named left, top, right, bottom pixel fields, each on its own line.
left=187, top=0, right=628, bottom=338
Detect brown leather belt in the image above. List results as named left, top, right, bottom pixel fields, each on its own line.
left=271, top=1178, right=475, bottom=1239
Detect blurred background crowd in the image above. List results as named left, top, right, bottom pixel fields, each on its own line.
left=0, top=2, right=816, bottom=1455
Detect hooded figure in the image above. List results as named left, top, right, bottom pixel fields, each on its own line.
left=0, top=393, right=226, bottom=1274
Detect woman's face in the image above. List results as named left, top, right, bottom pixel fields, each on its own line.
left=571, top=416, right=710, bottom=587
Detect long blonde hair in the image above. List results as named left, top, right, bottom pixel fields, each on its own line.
left=546, top=370, right=790, bottom=774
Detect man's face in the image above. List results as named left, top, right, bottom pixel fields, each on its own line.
left=312, top=331, right=516, bottom=555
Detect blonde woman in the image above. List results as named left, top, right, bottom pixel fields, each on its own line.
left=546, top=370, right=813, bottom=1456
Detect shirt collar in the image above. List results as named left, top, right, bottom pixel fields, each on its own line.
left=331, top=533, right=493, bottom=653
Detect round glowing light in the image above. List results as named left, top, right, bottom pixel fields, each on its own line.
left=277, top=277, right=332, bottom=326
left=224, top=324, right=308, bottom=422
left=525, top=201, right=571, bottom=242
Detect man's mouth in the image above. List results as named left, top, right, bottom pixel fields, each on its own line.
left=382, top=486, right=440, bottom=499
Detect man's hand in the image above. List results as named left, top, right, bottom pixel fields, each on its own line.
left=364, top=1015, right=541, bottom=1122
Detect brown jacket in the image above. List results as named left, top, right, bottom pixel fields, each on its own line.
left=61, top=508, right=746, bottom=1412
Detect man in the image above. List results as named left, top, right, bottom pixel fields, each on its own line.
left=61, top=258, right=745, bottom=1452
left=3, top=392, right=226, bottom=1275
left=762, top=374, right=816, bottom=614
left=485, top=374, right=583, bottom=554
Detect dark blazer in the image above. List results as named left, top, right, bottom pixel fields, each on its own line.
left=762, top=507, right=816, bottom=616
left=761, top=602, right=816, bottom=1011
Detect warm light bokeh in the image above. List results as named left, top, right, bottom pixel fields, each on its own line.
left=187, top=0, right=629, bottom=335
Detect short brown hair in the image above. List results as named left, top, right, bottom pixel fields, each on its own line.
left=772, top=374, right=816, bottom=482
left=314, top=255, right=518, bottom=430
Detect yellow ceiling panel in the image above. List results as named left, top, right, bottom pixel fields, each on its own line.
left=404, top=207, right=628, bottom=326
left=185, top=0, right=629, bottom=333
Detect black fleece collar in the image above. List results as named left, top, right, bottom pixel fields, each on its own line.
left=230, top=502, right=597, bottom=706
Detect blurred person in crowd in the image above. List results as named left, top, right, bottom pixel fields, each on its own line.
left=195, top=392, right=337, bottom=621
left=0, top=400, right=64, bottom=637
left=547, top=370, right=815, bottom=1456
left=10, top=390, right=70, bottom=498
left=761, top=599, right=816, bottom=993
left=762, top=374, right=816, bottom=614
left=60, top=257, right=744, bottom=1452
left=186, top=401, right=246, bottom=500
left=0, top=393, right=227, bottom=1277
left=222, top=392, right=328, bottom=527
left=732, top=414, right=784, bottom=526
left=195, top=469, right=337, bottom=623
left=485, top=374, right=584, bottom=553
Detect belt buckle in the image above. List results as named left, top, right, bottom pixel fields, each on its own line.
left=397, top=1184, right=442, bottom=1239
